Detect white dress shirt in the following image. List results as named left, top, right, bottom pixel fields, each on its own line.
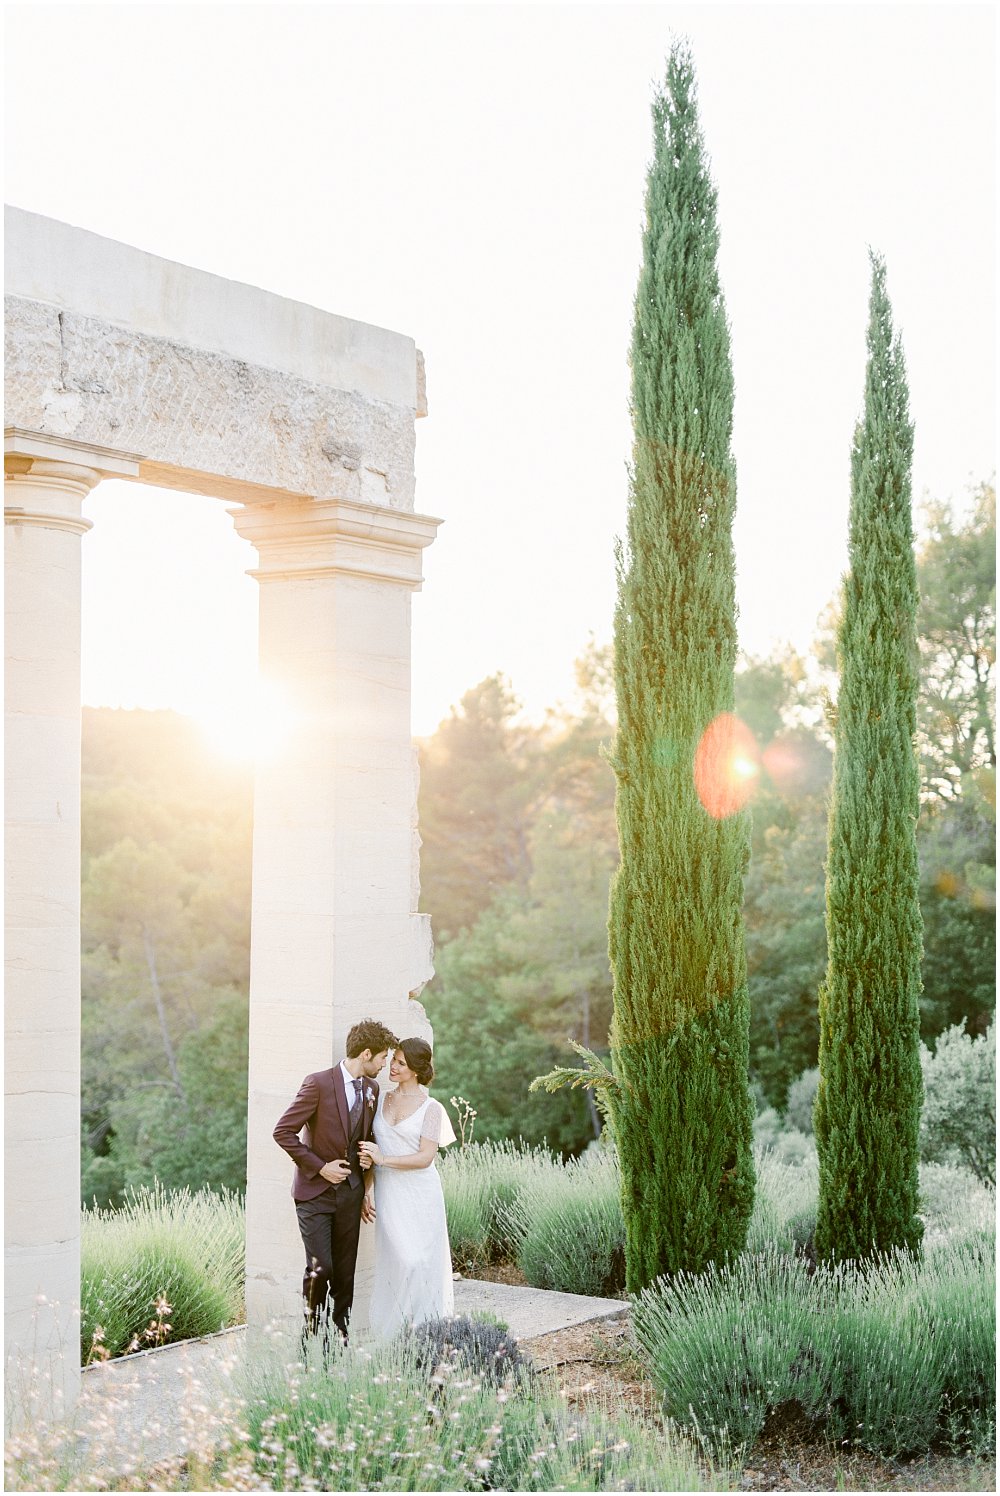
left=340, top=1060, right=360, bottom=1111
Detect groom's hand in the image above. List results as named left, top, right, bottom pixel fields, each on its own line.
left=361, top=1194, right=376, bottom=1224
left=319, top=1158, right=351, bottom=1184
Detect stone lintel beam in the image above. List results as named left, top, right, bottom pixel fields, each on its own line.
left=6, top=210, right=425, bottom=510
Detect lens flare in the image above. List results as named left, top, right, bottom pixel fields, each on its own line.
left=694, top=713, right=760, bottom=818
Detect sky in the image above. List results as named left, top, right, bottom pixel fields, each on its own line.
left=5, top=2, right=996, bottom=747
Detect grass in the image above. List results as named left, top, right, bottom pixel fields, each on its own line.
left=80, top=1183, right=244, bottom=1363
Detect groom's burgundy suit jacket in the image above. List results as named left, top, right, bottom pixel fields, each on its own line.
left=273, top=1067, right=380, bottom=1202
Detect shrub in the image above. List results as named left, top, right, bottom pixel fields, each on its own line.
left=633, top=1250, right=819, bottom=1452
left=920, top=1019, right=995, bottom=1184
left=784, top=1067, right=819, bottom=1134
left=746, top=1145, right=818, bottom=1255
left=824, top=1242, right=996, bottom=1457
left=502, top=1147, right=626, bottom=1297
left=406, top=1313, right=528, bottom=1387
left=632, top=1236, right=996, bottom=1458
left=225, top=1325, right=714, bottom=1493
left=753, top=1107, right=816, bottom=1165
left=825, top=1259, right=946, bottom=1456
left=80, top=1183, right=244, bottom=1361
left=438, top=1153, right=493, bottom=1269
left=786, top=1206, right=818, bottom=1262
left=912, top=1239, right=996, bottom=1456
left=439, top=1138, right=556, bottom=1269
left=10, top=1323, right=718, bottom=1494
left=919, top=1160, right=996, bottom=1251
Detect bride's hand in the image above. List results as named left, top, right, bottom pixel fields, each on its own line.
left=359, top=1141, right=384, bottom=1167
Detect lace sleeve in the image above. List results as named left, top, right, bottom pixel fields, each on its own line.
left=421, top=1098, right=457, bottom=1148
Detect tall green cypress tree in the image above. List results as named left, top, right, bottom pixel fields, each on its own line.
left=814, top=253, right=924, bottom=1263
left=607, top=45, right=755, bottom=1292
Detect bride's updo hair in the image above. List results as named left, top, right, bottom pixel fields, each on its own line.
left=397, top=1037, right=434, bottom=1086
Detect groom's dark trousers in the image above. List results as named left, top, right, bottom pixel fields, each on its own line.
left=294, top=1181, right=364, bottom=1339
left=273, top=1066, right=379, bottom=1340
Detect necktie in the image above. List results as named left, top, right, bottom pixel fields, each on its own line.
left=349, top=1080, right=363, bottom=1131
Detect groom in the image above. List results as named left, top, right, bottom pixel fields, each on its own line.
left=273, top=1018, right=399, bottom=1341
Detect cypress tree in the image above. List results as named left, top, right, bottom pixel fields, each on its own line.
left=607, top=45, right=755, bottom=1292
left=814, top=253, right=924, bottom=1263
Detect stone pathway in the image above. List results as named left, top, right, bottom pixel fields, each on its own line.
left=72, top=1280, right=626, bottom=1470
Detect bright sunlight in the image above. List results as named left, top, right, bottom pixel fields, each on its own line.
left=197, top=679, right=301, bottom=763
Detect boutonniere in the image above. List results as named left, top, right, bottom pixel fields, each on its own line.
left=364, top=1085, right=375, bottom=1109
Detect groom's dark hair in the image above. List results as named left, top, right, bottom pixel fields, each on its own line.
left=346, top=1019, right=399, bottom=1059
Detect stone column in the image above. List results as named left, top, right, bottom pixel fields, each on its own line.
left=231, top=495, right=441, bottom=1330
left=3, top=430, right=138, bottom=1417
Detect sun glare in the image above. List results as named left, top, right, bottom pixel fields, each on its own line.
left=198, top=680, right=301, bottom=763
left=694, top=713, right=761, bottom=818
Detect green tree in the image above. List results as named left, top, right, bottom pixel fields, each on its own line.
left=606, top=45, right=755, bottom=1290
left=429, top=894, right=595, bottom=1154
left=814, top=255, right=924, bottom=1263
left=804, top=494, right=996, bottom=1049
left=91, top=991, right=249, bottom=1201
left=729, top=648, right=834, bottom=1107
left=919, top=1019, right=995, bottom=1185
left=911, top=484, right=996, bottom=1039
left=745, top=804, right=828, bottom=1106
left=422, top=646, right=621, bottom=1152
left=916, top=482, right=996, bottom=801
left=917, top=783, right=995, bottom=1039
left=492, top=814, right=616, bottom=1139
left=417, top=676, right=541, bottom=939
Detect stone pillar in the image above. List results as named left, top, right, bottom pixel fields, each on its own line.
left=3, top=430, right=138, bottom=1418
left=231, top=495, right=441, bottom=1330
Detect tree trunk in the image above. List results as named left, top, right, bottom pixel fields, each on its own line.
left=143, top=926, right=186, bottom=1101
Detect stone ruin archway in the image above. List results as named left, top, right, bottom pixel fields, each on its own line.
left=4, top=206, right=441, bottom=1413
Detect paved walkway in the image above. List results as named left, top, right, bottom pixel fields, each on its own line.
left=71, top=1280, right=626, bottom=1471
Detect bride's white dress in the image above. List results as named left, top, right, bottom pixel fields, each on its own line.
left=368, top=1093, right=456, bottom=1339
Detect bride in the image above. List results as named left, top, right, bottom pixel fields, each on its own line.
left=358, top=1037, right=456, bottom=1337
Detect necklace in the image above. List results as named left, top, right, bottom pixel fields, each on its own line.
left=385, top=1085, right=423, bottom=1123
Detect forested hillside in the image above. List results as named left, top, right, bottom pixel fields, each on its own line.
left=81, top=712, right=252, bottom=1204
left=81, top=485, right=995, bottom=1200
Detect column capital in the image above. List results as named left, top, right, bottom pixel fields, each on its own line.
left=230, top=496, right=443, bottom=590
left=5, top=428, right=143, bottom=537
